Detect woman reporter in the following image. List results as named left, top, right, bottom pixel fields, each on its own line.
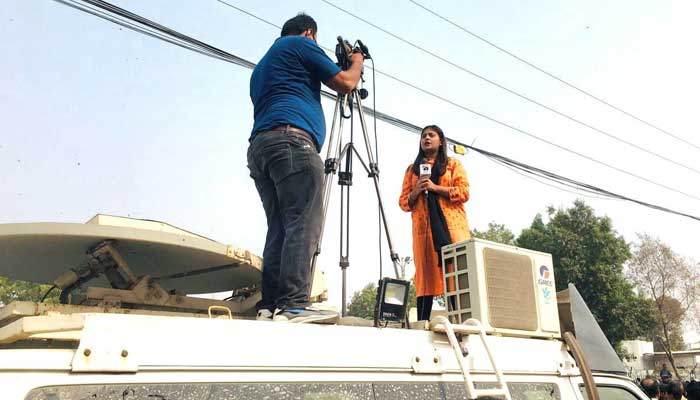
left=399, top=125, right=471, bottom=321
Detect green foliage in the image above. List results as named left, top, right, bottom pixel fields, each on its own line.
left=515, top=200, right=657, bottom=348
left=614, top=344, right=636, bottom=362
left=346, top=283, right=377, bottom=319
left=0, top=276, right=59, bottom=306
left=347, top=281, right=417, bottom=319
left=471, top=222, right=515, bottom=245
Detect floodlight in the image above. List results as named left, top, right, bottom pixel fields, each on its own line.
left=374, top=277, right=410, bottom=325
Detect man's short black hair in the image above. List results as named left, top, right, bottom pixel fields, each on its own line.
left=661, top=380, right=684, bottom=400
left=686, top=381, right=700, bottom=400
left=642, top=376, right=660, bottom=398
left=281, top=13, right=317, bottom=37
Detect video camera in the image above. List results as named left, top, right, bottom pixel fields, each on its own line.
left=335, top=36, right=370, bottom=71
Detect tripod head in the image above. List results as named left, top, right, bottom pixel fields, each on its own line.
left=335, top=36, right=370, bottom=100
left=335, top=36, right=371, bottom=70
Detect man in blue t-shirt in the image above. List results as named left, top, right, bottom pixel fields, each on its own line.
left=247, top=13, right=363, bottom=323
left=660, top=363, right=673, bottom=382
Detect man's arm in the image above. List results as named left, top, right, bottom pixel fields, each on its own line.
left=325, top=52, right=364, bottom=94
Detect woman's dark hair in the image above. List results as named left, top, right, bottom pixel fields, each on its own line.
left=411, top=125, right=448, bottom=176
left=281, top=13, right=317, bottom=37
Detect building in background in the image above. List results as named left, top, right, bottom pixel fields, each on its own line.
left=621, top=340, right=700, bottom=380
left=622, top=340, right=655, bottom=378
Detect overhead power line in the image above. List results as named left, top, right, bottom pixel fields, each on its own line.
left=217, top=0, right=700, bottom=202
left=318, top=0, right=700, bottom=177
left=407, top=0, right=700, bottom=153
left=365, top=68, right=700, bottom=201
left=50, top=0, right=700, bottom=223
left=462, top=144, right=700, bottom=222
left=491, top=156, right=622, bottom=201
left=369, top=112, right=700, bottom=222
left=55, top=0, right=255, bottom=69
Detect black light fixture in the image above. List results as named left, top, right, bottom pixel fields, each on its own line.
left=374, top=277, right=410, bottom=326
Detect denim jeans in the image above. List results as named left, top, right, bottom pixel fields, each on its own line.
left=247, top=131, right=324, bottom=311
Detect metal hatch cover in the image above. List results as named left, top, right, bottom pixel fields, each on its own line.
left=557, top=283, right=626, bottom=374
left=0, top=215, right=262, bottom=294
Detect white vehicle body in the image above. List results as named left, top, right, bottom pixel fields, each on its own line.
left=1, top=308, right=647, bottom=400
left=0, top=217, right=647, bottom=400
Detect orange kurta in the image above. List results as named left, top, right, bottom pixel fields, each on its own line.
left=399, top=157, right=470, bottom=297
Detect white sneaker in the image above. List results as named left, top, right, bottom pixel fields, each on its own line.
left=256, top=309, right=273, bottom=321
left=272, top=307, right=339, bottom=324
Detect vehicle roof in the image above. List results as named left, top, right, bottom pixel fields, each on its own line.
left=0, top=312, right=579, bottom=376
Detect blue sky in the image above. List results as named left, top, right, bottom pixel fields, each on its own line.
left=2, top=0, right=699, bottom=324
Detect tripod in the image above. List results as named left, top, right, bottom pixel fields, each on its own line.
left=310, top=88, right=401, bottom=316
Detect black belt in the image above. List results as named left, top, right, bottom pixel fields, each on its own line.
left=259, top=125, right=316, bottom=147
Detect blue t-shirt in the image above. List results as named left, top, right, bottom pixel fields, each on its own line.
left=250, top=36, right=341, bottom=152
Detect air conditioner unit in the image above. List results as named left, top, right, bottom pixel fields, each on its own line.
left=441, top=238, right=560, bottom=339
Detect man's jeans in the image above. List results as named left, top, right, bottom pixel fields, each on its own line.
left=247, top=131, right=324, bottom=311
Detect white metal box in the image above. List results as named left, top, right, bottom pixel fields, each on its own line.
left=441, top=238, right=561, bottom=338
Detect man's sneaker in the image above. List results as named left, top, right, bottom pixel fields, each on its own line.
left=272, top=307, right=339, bottom=324
left=256, top=309, right=273, bottom=321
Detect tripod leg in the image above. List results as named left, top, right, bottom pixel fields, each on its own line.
left=352, top=91, right=402, bottom=278
left=339, top=174, right=351, bottom=316
left=310, top=94, right=348, bottom=295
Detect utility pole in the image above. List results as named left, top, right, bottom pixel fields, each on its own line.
left=397, top=256, right=412, bottom=280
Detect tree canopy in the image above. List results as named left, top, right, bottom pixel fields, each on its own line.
left=515, top=200, right=657, bottom=348
left=626, top=234, right=700, bottom=376
left=471, top=222, right=515, bottom=245
left=651, top=296, right=685, bottom=351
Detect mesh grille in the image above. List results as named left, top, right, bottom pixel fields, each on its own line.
left=483, top=248, right=538, bottom=330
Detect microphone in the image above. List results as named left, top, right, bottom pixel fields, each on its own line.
left=356, top=39, right=371, bottom=59
left=419, top=158, right=431, bottom=196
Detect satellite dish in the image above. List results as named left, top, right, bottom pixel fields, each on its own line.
left=0, top=215, right=262, bottom=295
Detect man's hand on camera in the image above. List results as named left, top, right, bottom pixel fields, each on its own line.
left=326, top=45, right=365, bottom=94
left=350, top=52, right=364, bottom=64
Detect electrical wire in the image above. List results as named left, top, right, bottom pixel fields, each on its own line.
left=40, top=285, right=57, bottom=302
left=56, top=0, right=254, bottom=68
left=499, top=159, right=620, bottom=201
left=407, top=0, right=700, bottom=153
left=367, top=66, right=700, bottom=201
left=319, top=0, right=700, bottom=177
left=217, top=1, right=341, bottom=63
left=77, top=0, right=254, bottom=67
left=488, top=154, right=619, bottom=199
left=215, top=1, right=700, bottom=202
left=365, top=110, right=700, bottom=221
left=49, top=0, right=700, bottom=223
left=460, top=143, right=700, bottom=222
left=480, top=149, right=619, bottom=201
